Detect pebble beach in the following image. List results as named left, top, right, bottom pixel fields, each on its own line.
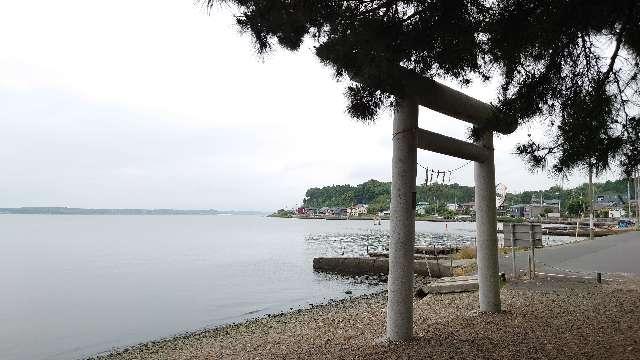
left=92, top=275, right=640, bottom=360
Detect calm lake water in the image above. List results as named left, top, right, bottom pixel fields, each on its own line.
left=0, top=215, right=580, bottom=360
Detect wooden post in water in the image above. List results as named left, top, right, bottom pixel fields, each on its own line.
left=588, top=166, right=594, bottom=240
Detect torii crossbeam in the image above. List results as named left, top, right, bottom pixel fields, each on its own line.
left=354, top=65, right=518, bottom=341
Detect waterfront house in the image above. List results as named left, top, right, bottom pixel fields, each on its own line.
left=460, top=202, right=475, bottom=212
left=416, top=201, right=429, bottom=216
left=305, top=207, right=318, bottom=216
left=524, top=202, right=560, bottom=218
left=608, top=208, right=626, bottom=219
left=510, top=204, right=526, bottom=217
left=331, top=208, right=348, bottom=217
left=348, top=204, right=368, bottom=217
left=596, top=194, right=622, bottom=206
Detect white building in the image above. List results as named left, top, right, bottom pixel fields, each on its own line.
left=416, top=202, right=429, bottom=216
left=609, top=209, right=626, bottom=219
left=446, top=203, right=459, bottom=212
left=348, top=204, right=369, bottom=216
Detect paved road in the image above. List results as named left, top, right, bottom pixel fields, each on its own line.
left=499, top=230, right=640, bottom=277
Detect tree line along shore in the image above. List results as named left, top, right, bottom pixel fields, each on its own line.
left=270, top=178, right=637, bottom=221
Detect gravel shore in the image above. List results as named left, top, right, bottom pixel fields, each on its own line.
left=93, top=276, right=640, bottom=360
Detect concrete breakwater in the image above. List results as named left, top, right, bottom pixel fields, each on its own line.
left=312, top=257, right=473, bottom=278
left=370, top=246, right=460, bottom=257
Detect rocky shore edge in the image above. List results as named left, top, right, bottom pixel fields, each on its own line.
left=90, top=274, right=640, bottom=360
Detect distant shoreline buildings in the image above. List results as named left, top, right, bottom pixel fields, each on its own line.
left=290, top=191, right=637, bottom=221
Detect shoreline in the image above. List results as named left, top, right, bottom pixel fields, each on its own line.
left=90, top=275, right=640, bottom=360
left=271, top=214, right=627, bottom=227
left=88, top=291, right=387, bottom=360
left=89, top=237, right=606, bottom=359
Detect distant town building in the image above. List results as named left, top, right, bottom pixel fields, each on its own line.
left=460, top=202, right=475, bottom=212
left=347, top=204, right=368, bottom=216
left=446, top=203, right=459, bottom=212
left=331, top=208, right=348, bottom=216
left=415, top=202, right=429, bottom=216
left=595, top=194, right=623, bottom=206
left=297, top=207, right=321, bottom=215
left=608, top=208, right=626, bottom=219
left=510, top=204, right=526, bottom=217
left=524, top=202, right=560, bottom=218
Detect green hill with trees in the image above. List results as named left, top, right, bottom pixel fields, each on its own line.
left=303, top=178, right=634, bottom=215
left=303, top=180, right=474, bottom=215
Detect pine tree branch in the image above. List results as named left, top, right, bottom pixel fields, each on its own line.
left=600, top=2, right=636, bottom=86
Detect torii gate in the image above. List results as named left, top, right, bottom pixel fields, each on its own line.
left=354, top=65, right=517, bottom=341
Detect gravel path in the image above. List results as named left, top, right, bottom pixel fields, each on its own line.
left=93, top=276, right=640, bottom=360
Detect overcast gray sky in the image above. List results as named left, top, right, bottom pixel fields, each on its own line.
left=0, top=1, right=623, bottom=211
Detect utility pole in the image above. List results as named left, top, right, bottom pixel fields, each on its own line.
left=539, top=191, right=543, bottom=222
left=636, top=170, right=640, bottom=229
left=588, top=165, right=594, bottom=240
left=559, top=178, right=564, bottom=217
left=628, top=177, right=632, bottom=218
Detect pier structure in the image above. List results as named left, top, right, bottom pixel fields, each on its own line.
left=354, top=65, right=517, bottom=341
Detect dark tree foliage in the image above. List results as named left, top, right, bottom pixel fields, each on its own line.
left=204, top=1, right=640, bottom=176
left=487, top=0, right=640, bottom=176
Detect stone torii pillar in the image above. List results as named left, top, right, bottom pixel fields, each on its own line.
left=387, top=97, right=418, bottom=340
left=473, top=129, right=500, bottom=312
left=358, top=66, right=517, bottom=341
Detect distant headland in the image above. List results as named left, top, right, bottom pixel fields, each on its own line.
left=0, top=207, right=266, bottom=216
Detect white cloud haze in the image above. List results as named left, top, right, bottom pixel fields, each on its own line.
left=0, top=1, right=623, bottom=211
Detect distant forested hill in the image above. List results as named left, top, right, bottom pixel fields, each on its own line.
left=302, top=178, right=633, bottom=213
left=303, top=179, right=474, bottom=213
left=0, top=207, right=266, bottom=215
